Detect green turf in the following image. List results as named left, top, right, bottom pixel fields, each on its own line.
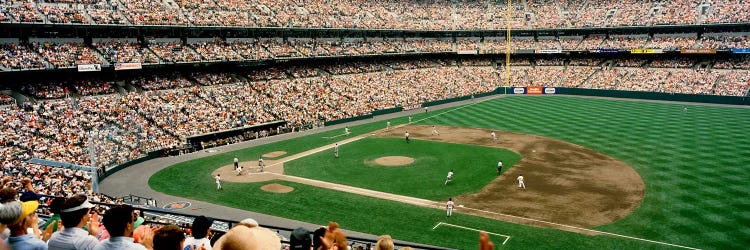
left=284, top=137, right=522, bottom=200
left=151, top=95, right=750, bottom=249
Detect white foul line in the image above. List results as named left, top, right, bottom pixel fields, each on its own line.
left=459, top=207, right=701, bottom=250
left=432, top=222, right=511, bottom=245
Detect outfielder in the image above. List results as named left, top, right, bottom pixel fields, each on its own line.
left=345, top=127, right=350, bottom=135
left=258, top=158, right=265, bottom=172
left=431, top=126, right=439, bottom=136
left=445, top=170, right=454, bottom=185
left=517, top=174, right=525, bottom=189
left=215, top=174, right=222, bottom=190
left=334, top=143, right=339, bottom=158
left=446, top=198, right=455, bottom=217
left=408, top=116, right=412, bottom=123
left=387, top=121, right=391, bottom=129
left=405, top=131, right=410, bottom=143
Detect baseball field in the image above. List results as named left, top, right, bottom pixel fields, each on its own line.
left=150, top=95, right=750, bottom=249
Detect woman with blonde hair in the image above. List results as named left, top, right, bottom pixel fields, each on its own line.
left=376, top=235, right=394, bottom=250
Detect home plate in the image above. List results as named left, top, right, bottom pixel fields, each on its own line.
left=459, top=205, right=464, bottom=207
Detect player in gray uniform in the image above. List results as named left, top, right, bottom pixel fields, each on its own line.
left=334, top=143, right=339, bottom=158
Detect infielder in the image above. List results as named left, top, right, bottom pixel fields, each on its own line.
left=497, top=160, right=503, bottom=175
left=517, top=174, right=525, bottom=189
left=446, top=198, right=455, bottom=217
left=405, top=131, right=410, bottom=143
left=215, top=174, right=222, bottom=190
left=233, top=157, right=239, bottom=170
left=408, top=116, right=412, bottom=123
left=491, top=131, right=497, bottom=142
left=431, top=126, right=439, bottom=136
left=334, top=143, right=339, bottom=158
left=345, top=127, right=350, bottom=135
left=445, top=170, right=454, bottom=185
left=387, top=121, right=391, bottom=129
left=258, top=158, right=265, bottom=172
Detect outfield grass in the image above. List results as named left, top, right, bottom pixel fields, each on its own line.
left=151, top=95, right=750, bottom=249
left=284, top=137, right=522, bottom=200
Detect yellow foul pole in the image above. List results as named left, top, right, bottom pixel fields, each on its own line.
left=505, top=0, right=512, bottom=87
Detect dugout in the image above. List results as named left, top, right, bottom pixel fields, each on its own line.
left=185, top=120, right=287, bottom=151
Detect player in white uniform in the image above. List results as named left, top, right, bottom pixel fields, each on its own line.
left=387, top=121, right=391, bottom=129
left=431, top=126, right=439, bottom=136
left=345, top=127, right=350, bottom=135
left=258, top=158, right=265, bottom=172
left=408, top=116, right=412, bottom=123
left=446, top=198, right=455, bottom=217
left=517, top=174, right=525, bottom=189
left=215, top=174, right=222, bottom=190
left=405, top=131, right=410, bottom=143
left=497, top=161, right=503, bottom=175
left=334, top=143, right=339, bottom=158
left=491, top=131, right=497, bottom=142
left=445, top=170, right=454, bottom=185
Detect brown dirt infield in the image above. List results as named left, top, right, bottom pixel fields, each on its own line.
left=261, top=183, right=294, bottom=193
left=377, top=125, right=645, bottom=228
left=372, top=156, right=415, bottom=166
left=262, top=151, right=287, bottom=158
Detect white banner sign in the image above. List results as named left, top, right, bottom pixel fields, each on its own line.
left=77, top=64, right=101, bottom=72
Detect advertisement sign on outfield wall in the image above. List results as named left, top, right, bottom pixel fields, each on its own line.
left=731, top=48, right=750, bottom=54
left=544, top=87, right=556, bottom=94
left=513, top=87, right=526, bottom=94
left=77, top=64, right=101, bottom=72
left=114, top=62, right=143, bottom=70
left=527, top=86, right=543, bottom=94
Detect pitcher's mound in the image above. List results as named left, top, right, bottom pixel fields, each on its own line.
left=374, top=156, right=414, bottom=166
left=263, top=151, right=287, bottom=158
left=261, top=183, right=294, bottom=193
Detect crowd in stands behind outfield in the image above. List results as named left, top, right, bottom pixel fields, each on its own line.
left=0, top=59, right=747, bottom=174
left=1, top=0, right=750, bottom=29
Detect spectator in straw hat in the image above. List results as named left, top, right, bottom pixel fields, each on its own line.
left=212, top=221, right=281, bottom=250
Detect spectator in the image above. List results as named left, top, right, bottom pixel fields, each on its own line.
left=152, top=224, right=185, bottom=250
left=183, top=216, right=213, bottom=250
left=376, top=235, right=394, bottom=250
left=0, top=200, right=46, bottom=250
left=93, top=205, right=152, bottom=250
left=47, top=194, right=99, bottom=250
left=212, top=221, right=281, bottom=250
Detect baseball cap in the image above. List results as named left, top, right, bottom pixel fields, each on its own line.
left=0, top=200, right=39, bottom=225
left=289, top=227, right=311, bottom=250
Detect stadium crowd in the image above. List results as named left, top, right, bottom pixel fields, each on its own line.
left=1, top=0, right=750, bottom=30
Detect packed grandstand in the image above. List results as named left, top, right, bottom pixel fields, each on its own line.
left=1, top=0, right=750, bottom=249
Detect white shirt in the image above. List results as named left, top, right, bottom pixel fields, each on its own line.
left=183, top=237, right=212, bottom=250
left=447, top=172, right=453, bottom=178
left=233, top=158, right=238, bottom=163
left=446, top=201, right=454, bottom=209
left=517, top=176, right=524, bottom=182
left=491, top=132, right=496, bottom=138
left=498, top=161, right=503, bottom=167
left=215, top=176, right=221, bottom=183
left=405, top=132, right=409, bottom=137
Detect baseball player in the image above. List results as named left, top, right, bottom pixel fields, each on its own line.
left=491, top=131, right=497, bottom=142
left=408, top=116, right=412, bottom=123
left=215, top=174, right=222, bottom=190
left=445, top=170, right=454, bottom=185
left=517, top=174, right=525, bottom=189
left=431, top=126, right=439, bottom=136
left=387, top=121, right=391, bottom=129
left=334, top=143, right=339, bottom=158
left=446, top=198, right=455, bottom=217
left=233, top=157, right=239, bottom=170
left=405, top=131, right=410, bottom=143
left=497, top=160, right=503, bottom=175
left=345, top=127, right=350, bottom=135
left=683, top=106, right=688, bottom=112
left=258, top=158, right=265, bottom=172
